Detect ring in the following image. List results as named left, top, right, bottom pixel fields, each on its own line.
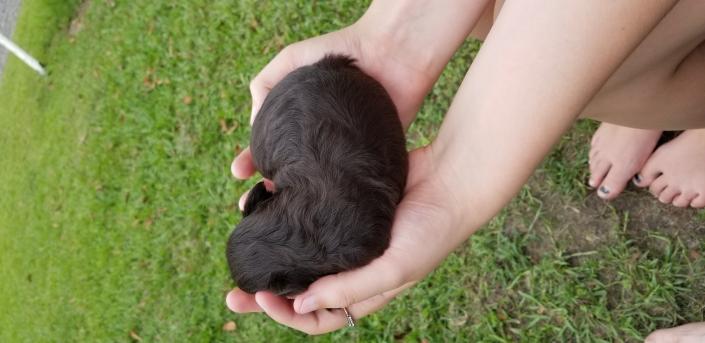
left=342, top=307, right=355, bottom=327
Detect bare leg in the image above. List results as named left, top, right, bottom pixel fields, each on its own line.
left=475, top=0, right=705, bottom=203
left=588, top=36, right=705, bottom=204
left=564, top=2, right=705, bottom=339
left=463, top=0, right=705, bottom=205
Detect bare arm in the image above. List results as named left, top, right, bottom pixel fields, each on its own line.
left=229, top=1, right=680, bottom=335
left=433, top=1, right=678, bottom=234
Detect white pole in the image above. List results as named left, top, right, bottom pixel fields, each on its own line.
left=0, top=32, right=46, bottom=76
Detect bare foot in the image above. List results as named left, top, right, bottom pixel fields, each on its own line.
left=634, top=129, right=705, bottom=208
left=588, top=123, right=662, bottom=200
left=645, top=322, right=705, bottom=343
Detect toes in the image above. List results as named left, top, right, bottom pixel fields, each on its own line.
left=691, top=194, right=705, bottom=208
left=649, top=177, right=668, bottom=197
left=658, top=187, right=680, bottom=204
left=672, top=193, right=694, bottom=208
left=636, top=158, right=663, bottom=188
left=596, top=166, right=637, bottom=200
left=635, top=169, right=661, bottom=188
left=588, top=160, right=611, bottom=189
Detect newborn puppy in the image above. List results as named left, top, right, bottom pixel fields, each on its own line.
left=227, top=55, right=408, bottom=296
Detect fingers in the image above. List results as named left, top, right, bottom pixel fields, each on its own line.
left=231, top=147, right=256, bottom=179
left=249, top=47, right=295, bottom=123
left=292, top=251, right=408, bottom=314
left=255, top=291, right=347, bottom=335
left=255, top=284, right=410, bottom=335
left=238, top=189, right=250, bottom=211
left=346, top=282, right=412, bottom=316
left=237, top=50, right=298, bottom=180
left=236, top=48, right=300, bottom=180
left=226, top=288, right=264, bottom=313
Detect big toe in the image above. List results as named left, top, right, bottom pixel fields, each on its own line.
left=596, top=164, right=639, bottom=200
left=588, top=157, right=611, bottom=189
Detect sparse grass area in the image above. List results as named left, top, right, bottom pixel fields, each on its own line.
left=1, top=1, right=703, bottom=342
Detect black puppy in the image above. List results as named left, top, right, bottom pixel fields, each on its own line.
left=226, top=55, right=408, bottom=296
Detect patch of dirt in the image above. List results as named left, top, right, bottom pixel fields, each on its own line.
left=508, top=174, right=705, bottom=262
left=504, top=124, right=704, bottom=261
left=504, top=177, right=619, bottom=263
left=68, top=0, right=91, bottom=38
left=610, top=188, right=705, bottom=249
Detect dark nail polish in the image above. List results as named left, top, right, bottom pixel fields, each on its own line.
left=599, top=186, right=610, bottom=194
left=633, top=174, right=642, bottom=184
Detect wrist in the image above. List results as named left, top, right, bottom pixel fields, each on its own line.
left=428, top=131, right=506, bottom=238
left=352, top=0, right=489, bottom=82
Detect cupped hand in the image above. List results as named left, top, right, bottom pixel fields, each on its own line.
left=227, top=12, right=464, bottom=334
left=231, top=21, right=438, bottom=180
left=226, top=147, right=472, bottom=334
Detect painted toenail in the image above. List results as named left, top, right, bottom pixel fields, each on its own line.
left=599, top=186, right=610, bottom=195
left=633, top=174, right=642, bottom=184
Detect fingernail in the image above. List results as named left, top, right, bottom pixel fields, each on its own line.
left=299, top=296, right=318, bottom=314
left=588, top=179, right=596, bottom=188
left=599, top=186, right=610, bottom=196
left=633, top=174, right=642, bottom=185
left=225, top=295, right=235, bottom=311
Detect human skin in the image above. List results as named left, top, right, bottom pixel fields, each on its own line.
left=227, top=0, right=687, bottom=335
left=582, top=0, right=705, bottom=206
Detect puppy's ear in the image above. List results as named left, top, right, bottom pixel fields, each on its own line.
left=243, top=181, right=273, bottom=216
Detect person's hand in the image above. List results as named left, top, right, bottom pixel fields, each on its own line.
left=226, top=147, right=476, bottom=334
left=227, top=0, right=489, bottom=333
left=231, top=0, right=488, bottom=179
left=248, top=25, right=435, bottom=128
left=231, top=23, right=436, bottom=180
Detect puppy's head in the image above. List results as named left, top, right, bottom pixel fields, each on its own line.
left=227, top=182, right=374, bottom=296
left=226, top=205, right=318, bottom=295
left=226, top=181, right=319, bottom=295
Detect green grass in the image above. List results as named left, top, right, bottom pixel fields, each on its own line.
left=1, top=0, right=704, bottom=342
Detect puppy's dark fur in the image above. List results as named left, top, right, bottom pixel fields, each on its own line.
left=226, top=55, right=408, bottom=296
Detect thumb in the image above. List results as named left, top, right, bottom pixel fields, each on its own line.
left=292, top=251, right=410, bottom=314
left=231, top=147, right=256, bottom=180
left=249, top=47, right=296, bottom=124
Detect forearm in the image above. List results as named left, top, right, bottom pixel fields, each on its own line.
left=354, top=0, right=491, bottom=82
left=432, top=1, right=677, bottom=233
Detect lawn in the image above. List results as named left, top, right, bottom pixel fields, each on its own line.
left=0, top=0, right=703, bottom=342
